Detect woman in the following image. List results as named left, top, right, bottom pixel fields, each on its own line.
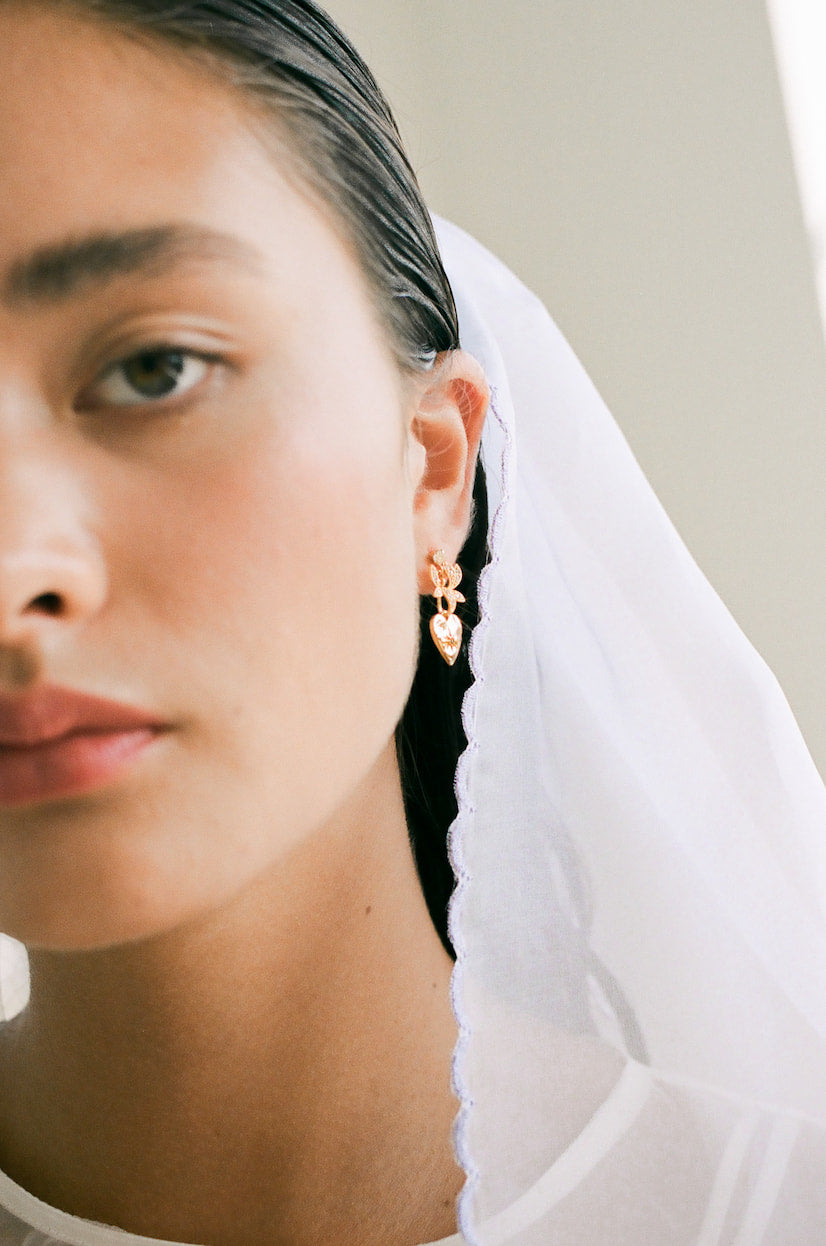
left=0, top=3, right=825, bottom=1244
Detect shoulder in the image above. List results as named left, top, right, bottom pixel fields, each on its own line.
left=469, top=1000, right=713, bottom=1217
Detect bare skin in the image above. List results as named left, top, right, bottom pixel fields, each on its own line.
left=1, top=744, right=463, bottom=1245
left=0, top=6, right=489, bottom=1244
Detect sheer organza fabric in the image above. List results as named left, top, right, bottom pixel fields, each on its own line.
left=0, top=218, right=825, bottom=1245
left=434, top=217, right=826, bottom=1242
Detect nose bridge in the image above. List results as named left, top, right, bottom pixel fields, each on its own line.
left=0, top=423, right=107, bottom=645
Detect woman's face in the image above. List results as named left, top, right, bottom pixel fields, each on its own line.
left=0, top=5, right=438, bottom=948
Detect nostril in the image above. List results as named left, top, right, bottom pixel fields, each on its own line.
left=25, top=591, right=64, bottom=617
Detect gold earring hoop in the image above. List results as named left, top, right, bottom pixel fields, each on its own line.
left=429, top=549, right=466, bottom=666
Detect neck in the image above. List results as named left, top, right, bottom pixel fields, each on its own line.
left=0, top=742, right=461, bottom=1246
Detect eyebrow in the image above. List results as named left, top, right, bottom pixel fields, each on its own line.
left=1, top=224, right=265, bottom=309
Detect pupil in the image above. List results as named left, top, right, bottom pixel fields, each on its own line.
left=125, top=351, right=185, bottom=397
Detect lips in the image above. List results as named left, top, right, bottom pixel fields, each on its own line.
left=0, top=686, right=168, bottom=806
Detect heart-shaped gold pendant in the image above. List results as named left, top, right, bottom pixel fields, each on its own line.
left=430, top=612, right=463, bottom=665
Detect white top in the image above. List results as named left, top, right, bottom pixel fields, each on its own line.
left=0, top=1060, right=824, bottom=1246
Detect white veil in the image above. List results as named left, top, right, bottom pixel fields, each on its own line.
left=436, top=216, right=826, bottom=1244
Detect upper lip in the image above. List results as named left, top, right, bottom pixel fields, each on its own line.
left=0, top=686, right=166, bottom=747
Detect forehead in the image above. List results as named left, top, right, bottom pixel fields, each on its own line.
left=0, top=4, right=335, bottom=289
left=0, top=3, right=393, bottom=360
left=0, top=7, right=240, bottom=215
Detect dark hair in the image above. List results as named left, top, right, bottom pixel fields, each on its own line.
left=63, top=0, right=487, bottom=954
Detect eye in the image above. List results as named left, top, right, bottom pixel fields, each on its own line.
left=77, top=347, right=214, bottom=411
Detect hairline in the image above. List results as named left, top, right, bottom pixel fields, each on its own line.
left=47, top=1, right=436, bottom=380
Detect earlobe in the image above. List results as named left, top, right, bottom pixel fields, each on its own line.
left=411, top=350, right=489, bottom=594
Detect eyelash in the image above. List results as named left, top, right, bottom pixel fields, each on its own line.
left=76, top=343, right=224, bottom=413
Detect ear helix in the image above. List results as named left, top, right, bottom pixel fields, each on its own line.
left=428, top=549, right=465, bottom=666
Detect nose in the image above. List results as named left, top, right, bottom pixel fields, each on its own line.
left=0, top=449, right=107, bottom=671
left=0, top=547, right=106, bottom=629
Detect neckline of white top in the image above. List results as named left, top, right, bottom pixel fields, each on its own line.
left=0, top=1061, right=653, bottom=1246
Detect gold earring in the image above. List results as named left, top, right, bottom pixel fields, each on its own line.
left=429, top=549, right=466, bottom=666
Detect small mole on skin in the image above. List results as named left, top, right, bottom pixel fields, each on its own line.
left=365, top=905, right=372, bottom=915
left=432, top=982, right=437, bottom=989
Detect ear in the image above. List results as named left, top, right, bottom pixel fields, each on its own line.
left=408, top=349, right=489, bottom=595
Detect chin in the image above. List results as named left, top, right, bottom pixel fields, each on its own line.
left=6, top=911, right=176, bottom=955
left=0, top=873, right=214, bottom=954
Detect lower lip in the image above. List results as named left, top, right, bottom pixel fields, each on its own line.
left=0, top=728, right=162, bottom=807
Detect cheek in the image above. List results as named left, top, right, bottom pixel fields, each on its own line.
left=109, top=400, right=419, bottom=863
left=0, top=425, right=421, bottom=951
left=217, top=433, right=421, bottom=735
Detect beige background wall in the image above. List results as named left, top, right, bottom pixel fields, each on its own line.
left=323, top=0, right=826, bottom=776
